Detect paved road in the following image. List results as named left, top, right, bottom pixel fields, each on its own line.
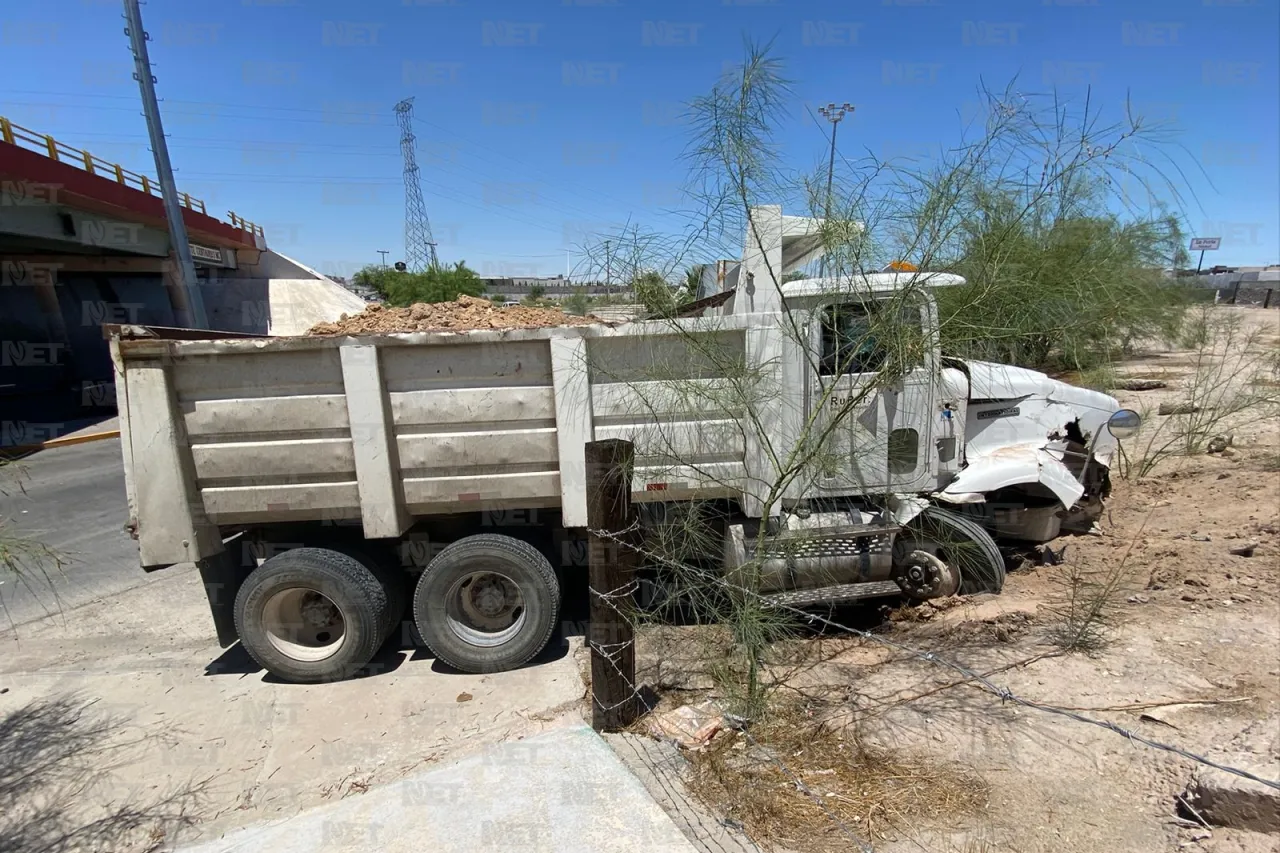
left=0, top=438, right=163, bottom=628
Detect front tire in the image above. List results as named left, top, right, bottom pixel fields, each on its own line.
left=234, top=548, right=389, bottom=683
left=413, top=534, right=560, bottom=673
left=896, top=506, right=1006, bottom=595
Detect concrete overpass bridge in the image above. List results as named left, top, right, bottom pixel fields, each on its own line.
left=1, top=117, right=362, bottom=440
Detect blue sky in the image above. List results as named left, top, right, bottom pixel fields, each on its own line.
left=2, top=0, right=1276, bottom=276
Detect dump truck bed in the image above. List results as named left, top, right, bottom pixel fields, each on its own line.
left=111, top=318, right=765, bottom=567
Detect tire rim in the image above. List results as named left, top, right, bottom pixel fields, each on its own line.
left=261, top=587, right=347, bottom=662
left=896, top=520, right=997, bottom=592
left=445, top=570, right=526, bottom=648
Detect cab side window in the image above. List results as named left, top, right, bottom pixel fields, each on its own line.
left=820, top=300, right=925, bottom=377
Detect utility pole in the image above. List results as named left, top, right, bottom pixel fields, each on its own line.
left=817, top=102, right=854, bottom=278
left=377, top=250, right=389, bottom=270
left=604, top=240, right=612, bottom=296
left=122, top=0, right=206, bottom=329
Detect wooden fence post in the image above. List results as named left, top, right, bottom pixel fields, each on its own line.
left=584, top=439, right=639, bottom=732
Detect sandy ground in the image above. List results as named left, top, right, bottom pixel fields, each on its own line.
left=0, top=567, right=587, bottom=852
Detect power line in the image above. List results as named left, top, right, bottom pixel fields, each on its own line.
left=4, top=92, right=722, bottom=246
left=0, top=99, right=398, bottom=127
left=6, top=92, right=740, bottom=263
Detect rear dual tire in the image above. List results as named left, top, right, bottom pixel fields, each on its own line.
left=234, top=548, right=389, bottom=684
left=412, top=534, right=561, bottom=674
left=233, top=535, right=561, bottom=683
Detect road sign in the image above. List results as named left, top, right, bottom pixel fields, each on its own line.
left=1189, top=237, right=1221, bottom=251
left=189, top=243, right=226, bottom=265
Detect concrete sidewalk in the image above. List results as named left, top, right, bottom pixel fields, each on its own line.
left=180, top=724, right=699, bottom=853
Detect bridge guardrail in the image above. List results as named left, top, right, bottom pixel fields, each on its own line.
left=1, top=115, right=264, bottom=241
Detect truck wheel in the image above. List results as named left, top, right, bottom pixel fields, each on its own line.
left=234, top=548, right=389, bottom=683
left=412, top=534, right=560, bottom=673
left=325, top=545, right=407, bottom=646
left=897, top=507, right=1006, bottom=595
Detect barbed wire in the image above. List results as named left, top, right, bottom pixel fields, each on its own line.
left=586, top=584, right=649, bottom=716
left=586, top=525, right=1280, bottom=793
left=590, top=578, right=880, bottom=851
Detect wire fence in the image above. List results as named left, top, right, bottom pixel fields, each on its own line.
left=582, top=517, right=1280, bottom=852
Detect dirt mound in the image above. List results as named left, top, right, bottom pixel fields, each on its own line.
left=306, top=295, right=603, bottom=336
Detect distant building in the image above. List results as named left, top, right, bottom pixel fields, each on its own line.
left=480, top=275, right=630, bottom=302
left=1164, top=264, right=1280, bottom=307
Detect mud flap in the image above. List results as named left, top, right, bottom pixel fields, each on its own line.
left=196, top=549, right=241, bottom=647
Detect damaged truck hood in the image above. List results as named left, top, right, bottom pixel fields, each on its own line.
left=938, top=359, right=1123, bottom=509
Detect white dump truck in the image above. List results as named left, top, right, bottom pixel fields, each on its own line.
left=109, top=207, right=1140, bottom=683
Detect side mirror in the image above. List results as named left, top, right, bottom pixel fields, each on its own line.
left=1106, top=409, right=1141, bottom=439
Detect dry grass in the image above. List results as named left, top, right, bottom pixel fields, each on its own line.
left=685, top=699, right=988, bottom=852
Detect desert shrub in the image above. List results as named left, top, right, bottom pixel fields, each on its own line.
left=938, top=185, right=1189, bottom=371
left=352, top=261, right=485, bottom=307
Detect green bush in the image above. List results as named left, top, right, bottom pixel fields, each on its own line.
left=937, top=186, right=1190, bottom=371
left=352, top=262, right=485, bottom=307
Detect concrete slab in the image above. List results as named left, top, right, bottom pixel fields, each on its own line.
left=54, top=416, right=120, bottom=443
left=604, top=732, right=765, bottom=853
left=1186, top=762, right=1280, bottom=833
left=2, top=566, right=590, bottom=846
left=180, top=724, right=699, bottom=853
left=267, top=278, right=367, bottom=336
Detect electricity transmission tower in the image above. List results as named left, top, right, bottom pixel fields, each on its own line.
left=393, top=98, right=438, bottom=272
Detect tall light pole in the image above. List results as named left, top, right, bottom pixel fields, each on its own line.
left=604, top=239, right=612, bottom=296
left=818, top=102, right=853, bottom=277
left=377, top=249, right=389, bottom=270
left=122, top=0, right=207, bottom=329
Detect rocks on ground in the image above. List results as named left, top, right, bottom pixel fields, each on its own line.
left=1115, top=378, right=1169, bottom=391
left=307, top=295, right=603, bottom=336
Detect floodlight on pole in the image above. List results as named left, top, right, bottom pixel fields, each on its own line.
left=817, top=102, right=854, bottom=276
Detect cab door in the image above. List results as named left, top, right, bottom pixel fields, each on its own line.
left=810, top=296, right=938, bottom=495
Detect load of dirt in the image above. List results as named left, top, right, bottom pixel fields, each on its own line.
left=306, top=295, right=603, bottom=336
